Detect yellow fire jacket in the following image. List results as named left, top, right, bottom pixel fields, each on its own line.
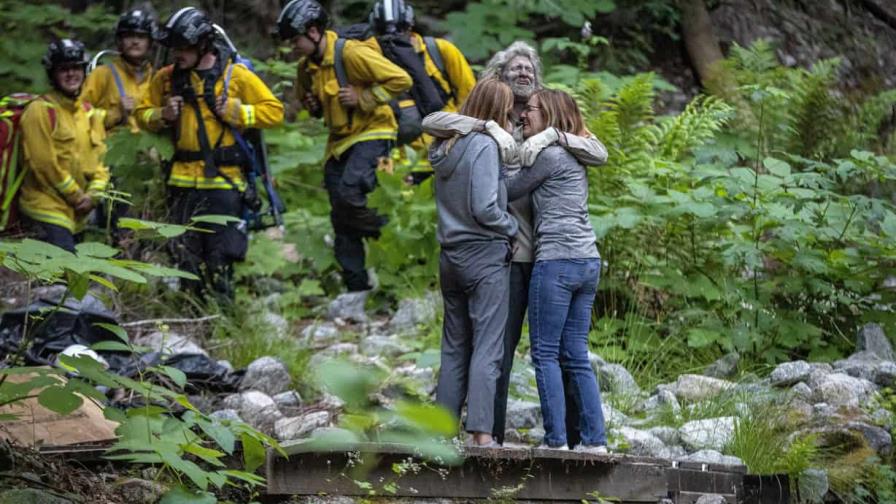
left=136, top=60, right=284, bottom=190
left=18, top=91, right=110, bottom=233
left=295, top=30, right=412, bottom=160
left=81, top=56, right=153, bottom=132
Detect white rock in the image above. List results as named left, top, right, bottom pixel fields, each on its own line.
left=874, top=361, right=896, bottom=387
left=360, top=335, right=410, bottom=358
left=273, top=390, right=303, bottom=410
left=856, top=323, right=894, bottom=362
left=389, top=292, right=439, bottom=333
left=209, top=409, right=242, bottom=423
left=506, top=400, right=541, bottom=429
left=809, top=372, right=875, bottom=408
left=302, top=322, right=341, bottom=344
left=769, top=361, right=811, bottom=387
left=274, top=410, right=331, bottom=441
left=643, top=390, right=681, bottom=417
left=695, top=495, right=727, bottom=504
left=615, top=427, right=667, bottom=457
left=679, top=417, right=736, bottom=451
left=135, top=331, right=207, bottom=356
left=240, top=356, right=292, bottom=396
left=790, top=382, right=813, bottom=400
left=799, top=468, right=828, bottom=504
left=327, top=291, right=369, bottom=323
left=667, top=374, right=735, bottom=402
left=237, top=390, right=283, bottom=435
left=602, top=401, right=631, bottom=426
left=678, top=449, right=725, bottom=464
left=599, top=364, right=641, bottom=396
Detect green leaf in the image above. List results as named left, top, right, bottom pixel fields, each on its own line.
left=241, top=432, right=266, bottom=473
left=686, top=328, right=721, bottom=348
left=395, top=402, right=457, bottom=437
left=37, top=385, right=83, bottom=415
left=94, top=323, right=129, bottom=343
left=90, top=341, right=133, bottom=353
left=156, top=366, right=187, bottom=389
left=182, top=443, right=226, bottom=467
left=189, top=214, right=242, bottom=225
left=75, top=242, right=119, bottom=258
left=197, top=419, right=236, bottom=455
left=159, top=487, right=216, bottom=504
left=764, top=157, right=792, bottom=177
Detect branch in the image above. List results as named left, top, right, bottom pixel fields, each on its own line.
left=120, top=315, right=221, bottom=328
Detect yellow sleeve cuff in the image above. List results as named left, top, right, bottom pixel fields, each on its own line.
left=370, top=84, right=392, bottom=104
left=55, top=176, right=79, bottom=195
left=241, top=105, right=256, bottom=128
left=87, top=179, right=108, bottom=193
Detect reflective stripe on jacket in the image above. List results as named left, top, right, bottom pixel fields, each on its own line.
left=135, top=60, right=284, bottom=190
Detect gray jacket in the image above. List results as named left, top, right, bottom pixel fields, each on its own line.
left=505, top=145, right=599, bottom=261
left=431, top=133, right=518, bottom=247
left=422, top=111, right=606, bottom=262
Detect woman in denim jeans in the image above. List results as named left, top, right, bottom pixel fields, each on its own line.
left=505, top=89, right=607, bottom=453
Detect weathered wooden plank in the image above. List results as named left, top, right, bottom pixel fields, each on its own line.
left=267, top=443, right=672, bottom=502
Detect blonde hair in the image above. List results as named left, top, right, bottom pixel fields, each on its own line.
left=459, top=78, right=514, bottom=126
left=531, top=89, right=587, bottom=137
left=442, top=79, right=514, bottom=153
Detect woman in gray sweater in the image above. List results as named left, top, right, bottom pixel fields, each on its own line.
left=505, top=89, right=607, bottom=453
left=430, top=79, right=518, bottom=447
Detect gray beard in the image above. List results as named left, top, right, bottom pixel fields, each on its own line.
left=509, top=81, right=536, bottom=99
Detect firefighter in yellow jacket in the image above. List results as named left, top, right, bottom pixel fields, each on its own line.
left=368, top=0, right=475, bottom=183
left=82, top=9, right=157, bottom=132
left=278, top=0, right=412, bottom=292
left=18, top=39, right=110, bottom=252
left=136, top=8, right=284, bottom=298
left=81, top=9, right=157, bottom=239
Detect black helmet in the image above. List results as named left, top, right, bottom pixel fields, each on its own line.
left=156, top=7, right=215, bottom=48
left=369, top=0, right=413, bottom=34
left=277, top=0, right=328, bottom=40
left=116, top=8, right=157, bottom=37
left=42, top=39, right=89, bottom=71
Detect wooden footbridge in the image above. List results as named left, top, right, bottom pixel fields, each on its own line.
left=265, top=442, right=790, bottom=503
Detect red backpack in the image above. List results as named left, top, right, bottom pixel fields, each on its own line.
left=0, top=93, right=56, bottom=233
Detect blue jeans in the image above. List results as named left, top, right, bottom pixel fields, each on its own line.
left=529, top=258, right=606, bottom=447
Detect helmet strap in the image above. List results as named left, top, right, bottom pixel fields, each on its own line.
left=310, top=30, right=325, bottom=64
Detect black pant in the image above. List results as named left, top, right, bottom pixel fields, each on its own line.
left=28, top=219, right=78, bottom=253
left=167, top=188, right=247, bottom=300
left=493, top=261, right=582, bottom=447
left=323, top=140, right=390, bottom=291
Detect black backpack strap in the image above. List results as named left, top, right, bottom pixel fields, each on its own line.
left=334, top=38, right=349, bottom=89
left=424, top=36, right=455, bottom=102
left=424, top=37, right=446, bottom=77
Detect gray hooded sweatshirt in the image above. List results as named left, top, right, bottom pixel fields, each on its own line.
left=430, top=133, right=519, bottom=247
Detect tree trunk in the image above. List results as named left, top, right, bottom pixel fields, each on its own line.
left=678, top=0, right=744, bottom=102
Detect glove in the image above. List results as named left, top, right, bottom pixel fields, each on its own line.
left=215, top=96, right=244, bottom=126
left=519, top=127, right=560, bottom=167
left=484, top=120, right=519, bottom=165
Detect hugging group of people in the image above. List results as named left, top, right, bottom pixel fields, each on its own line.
left=424, top=42, right=609, bottom=452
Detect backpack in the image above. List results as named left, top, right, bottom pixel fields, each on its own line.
left=0, top=94, right=56, bottom=233
left=333, top=28, right=448, bottom=145
left=169, top=43, right=286, bottom=231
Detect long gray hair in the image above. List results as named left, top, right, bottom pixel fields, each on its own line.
left=480, top=41, right=543, bottom=88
